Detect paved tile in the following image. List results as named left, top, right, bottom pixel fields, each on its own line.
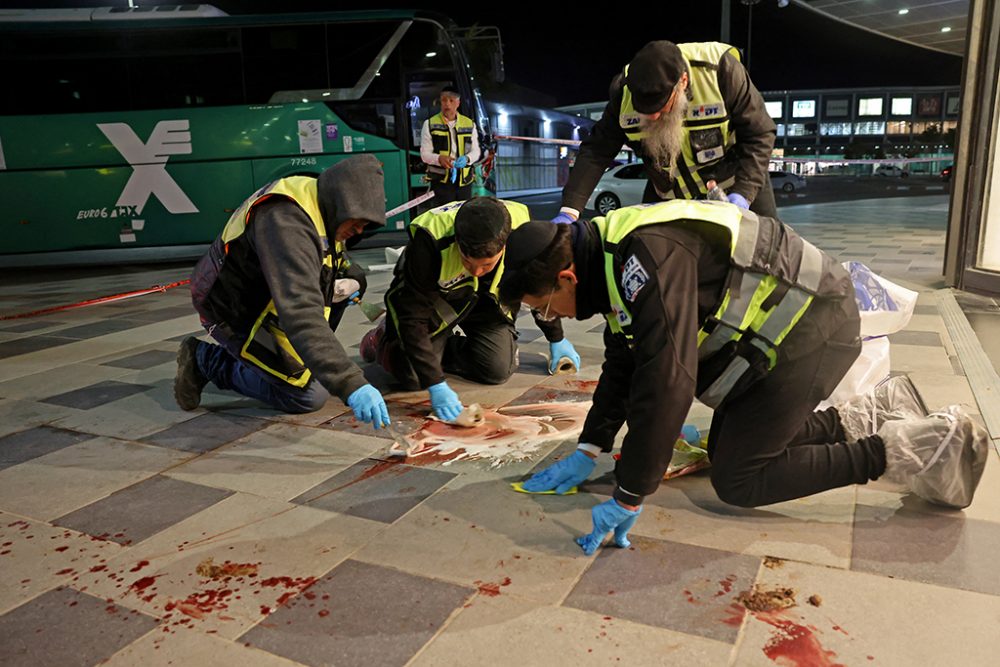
left=0, top=437, right=190, bottom=521
left=852, top=490, right=1000, bottom=596
left=164, top=422, right=386, bottom=500
left=0, top=319, right=66, bottom=333
left=128, top=305, right=201, bottom=322
left=104, top=625, right=301, bottom=667
left=0, top=587, right=159, bottom=667
left=419, top=594, right=733, bottom=666
left=0, top=426, right=94, bottom=471
left=56, top=319, right=140, bottom=339
left=0, top=398, right=79, bottom=437
left=52, top=385, right=199, bottom=439
left=54, top=475, right=233, bottom=546
left=731, top=558, right=1000, bottom=667
left=75, top=493, right=381, bottom=639
left=100, top=349, right=177, bottom=370
left=0, top=513, right=125, bottom=615
left=0, top=335, right=76, bottom=359
left=292, top=459, right=456, bottom=524
left=503, top=385, right=593, bottom=407
left=0, top=362, right=133, bottom=401
left=42, top=380, right=153, bottom=410
left=889, top=330, right=944, bottom=347
left=241, top=559, right=471, bottom=667
left=564, top=535, right=759, bottom=644
left=320, top=400, right=438, bottom=442
left=142, top=413, right=269, bottom=453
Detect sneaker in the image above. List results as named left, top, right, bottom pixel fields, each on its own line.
left=173, top=337, right=208, bottom=411
left=360, top=318, right=385, bottom=363
left=877, top=405, right=989, bottom=509
left=837, top=375, right=928, bottom=442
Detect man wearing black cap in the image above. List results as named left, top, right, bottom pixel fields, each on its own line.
left=175, top=155, right=391, bottom=430
left=420, top=86, right=481, bottom=206
left=360, top=197, right=579, bottom=421
left=553, top=41, right=777, bottom=224
left=500, top=203, right=987, bottom=554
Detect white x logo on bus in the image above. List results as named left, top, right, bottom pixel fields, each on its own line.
left=98, top=120, right=199, bottom=215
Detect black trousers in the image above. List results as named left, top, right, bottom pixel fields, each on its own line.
left=431, top=180, right=473, bottom=207
left=706, top=297, right=886, bottom=507
left=641, top=171, right=778, bottom=218
left=379, top=308, right=518, bottom=391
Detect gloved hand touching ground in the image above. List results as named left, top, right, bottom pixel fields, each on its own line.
left=549, top=338, right=581, bottom=374
left=428, top=380, right=463, bottom=422
left=576, top=498, right=643, bottom=555
left=347, top=384, right=390, bottom=430
left=521, top=449, right=596, bottom=494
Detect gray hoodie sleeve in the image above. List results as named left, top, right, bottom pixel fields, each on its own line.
left=250, top=199, right=367, bottom=402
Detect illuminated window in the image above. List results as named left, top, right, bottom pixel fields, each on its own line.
left=886, top=121, right=912, bottom=135
left=820, top=122, right=852, bottom=135
left=765, top=101, right=783, bottom=118
left=858, top=97, right=883, bottom=116
left=854, top=121, right=886, bottom=135
left=891, top=97, right=913, bottom=115
left=792, top=100, right=815, bottom=118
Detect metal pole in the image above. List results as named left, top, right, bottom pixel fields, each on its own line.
left=721, top=0, right=731, bottom=43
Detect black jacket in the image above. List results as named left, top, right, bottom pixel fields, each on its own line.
left=571, top=219, right=850, bottom=506
left=385, top=228, right=565, bottom=388
left=562, top=53, right=776, bottom=211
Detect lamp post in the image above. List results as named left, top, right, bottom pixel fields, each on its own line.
left=741, top=0, right=762, bottom=71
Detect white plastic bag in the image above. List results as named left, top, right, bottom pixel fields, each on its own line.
left=823, top=263, right=918, bottom=405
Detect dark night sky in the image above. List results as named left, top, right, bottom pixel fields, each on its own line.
left=15, top=0, right=965, bottom=105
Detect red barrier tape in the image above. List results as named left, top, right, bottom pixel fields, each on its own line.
left=0, top=279, right=191, bottom=321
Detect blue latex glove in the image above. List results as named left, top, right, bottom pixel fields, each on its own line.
left=680, top=424, right=701, bottom=445
left=347, top=384, right=390, bottom=430
left=522, top=449, right=596, bottom=494
left=454, top=155, right=469, bottom=169
left=448, top=167, right=458, bottom=184
left=551, top=211, right=576, bottom=224
left=548, top=338, right=581, bottom=374
left=348, top=290, right=361, bottom=305
left=727, top=193, right=749, bottom=209
left=428, top=381, right=463, bottom=422
left=576, top=499, right=643, bottom=555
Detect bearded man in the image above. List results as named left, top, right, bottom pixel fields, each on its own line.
left=553, top=40, right=778, bottom=222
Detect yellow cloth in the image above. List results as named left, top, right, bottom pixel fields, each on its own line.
left=509, top=481, right=578, bottom=495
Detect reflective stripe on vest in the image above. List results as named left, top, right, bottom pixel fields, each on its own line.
left=595, top=199, right=819, bottom=408
left=386, top=199, right=529, bottom=337
left=217, top=176, right=342, bottom=388
left=619, top=42, right=740, bottom=199
left=428, top=112, right=475, bottom=186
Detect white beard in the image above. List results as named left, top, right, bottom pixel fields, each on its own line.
left=639, top=94, right=688, bottom=174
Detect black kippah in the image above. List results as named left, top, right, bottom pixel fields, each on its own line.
left=504, top=221, right=558, bottom=272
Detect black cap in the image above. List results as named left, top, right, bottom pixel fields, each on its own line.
left=624, top=41, right=686, bottom=114
left=454, top=197, right=512, bottom=248
left=503, top=221, right=558, bottom=272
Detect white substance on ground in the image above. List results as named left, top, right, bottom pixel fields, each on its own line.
left=405, top=401, right=591, bottom=467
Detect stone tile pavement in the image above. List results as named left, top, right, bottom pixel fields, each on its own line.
left=0, top=195, right=998, bottom=666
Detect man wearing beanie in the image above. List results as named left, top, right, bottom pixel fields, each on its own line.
left=360, top=197, right=581, bottom=422
left=553, top=40, right=777, bottom=224
left=499, top=204, right=987, bottom=555
left=175, top=155, right=391, bottom=430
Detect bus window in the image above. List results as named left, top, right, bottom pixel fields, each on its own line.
left=243, top=23, right=327, bottom=104
left=127, top=28, right=243, bottom=110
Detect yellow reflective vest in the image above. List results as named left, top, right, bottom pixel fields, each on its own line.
left=595, top=200, right=846, bottom=408
left=619, top=42, right=741, bottom=199
left=428, top=112, right=476, bottom=186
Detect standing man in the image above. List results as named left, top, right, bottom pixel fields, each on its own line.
left=174, top=155, right=390, bottom=429
left=554, top=40, right=777, bottom=223
left=421, top=86, right=481, bottom=206
left=360, top=197, right=580, bottom=422
left=500, top=202, right=987, bottom=554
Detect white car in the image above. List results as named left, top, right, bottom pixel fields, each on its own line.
left=769, top=170, right=807, bottom=193
left=875, top=164, right=909, bottom=178
left=585, top=163, right=647, bottom=214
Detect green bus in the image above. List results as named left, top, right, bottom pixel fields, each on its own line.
left=0, top=5, right=497, bottom=265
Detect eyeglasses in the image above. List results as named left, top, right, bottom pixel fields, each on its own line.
left=535, top=287, right=557, bottom=322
